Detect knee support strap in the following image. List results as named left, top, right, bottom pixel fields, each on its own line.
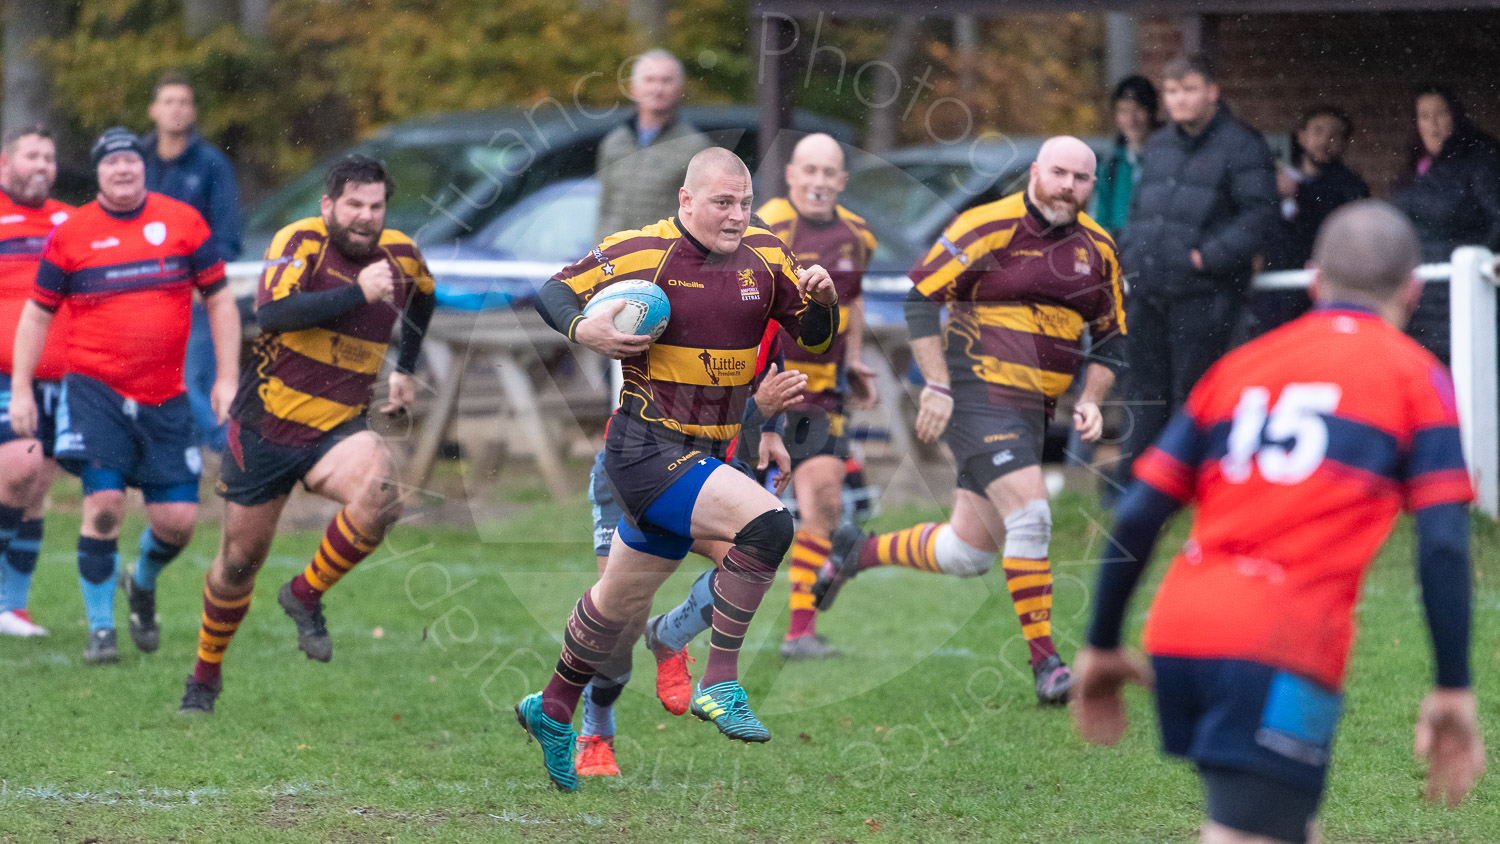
left=732, top=507, right=795, bottom=567
left=935, top=524, right=994, bottom=578
left=1002, top=499, right=1052, bottom=560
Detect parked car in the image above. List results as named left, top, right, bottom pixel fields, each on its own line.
left=425, top=175, right=919, bottom=319
left=242, top=106, right=854, bottom=259
left=841, top=136, right=1111, bottom=258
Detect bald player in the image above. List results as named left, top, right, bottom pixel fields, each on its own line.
left=1075, top=200, right=1482, bottom=844
left=518, top=147, right=838, bottom=791
left=816, top=137, right=1126, bottom=706
left=753, top=133, right=877, bottom=660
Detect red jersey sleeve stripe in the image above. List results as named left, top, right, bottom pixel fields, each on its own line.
left=1406, top=468, right=1475, bottom=510
left=193, top=259, right=226, bottom=289
left=1134, top=446, right=1195, bottom=502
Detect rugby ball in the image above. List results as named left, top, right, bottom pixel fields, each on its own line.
left=582, top=279, right=671, bottom=341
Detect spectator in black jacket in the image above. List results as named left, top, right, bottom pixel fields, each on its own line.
left=1256, top=105, right=1370, bottom=333
left=1117, top=54, right=1277, bottom=483
left=1390, top=85, right=1500, bottom=364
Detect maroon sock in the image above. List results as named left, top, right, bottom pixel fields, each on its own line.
left=702, top=546, right=778, bottom=688
left=540, top=590, right=624, bottom=722
left=857, top=535, right=881, bottom=570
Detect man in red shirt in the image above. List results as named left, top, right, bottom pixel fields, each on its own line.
left=0, top=126, right=72, bottom=637
left=9, top=127, right=240, bottom=663
left=1074, top=201, right=1484, bottom=843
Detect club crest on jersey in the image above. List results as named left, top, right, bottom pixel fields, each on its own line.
left=738, top=268, right=760, bottom=301
left=1074, top=246, right=1091, bottom=275
left=143, top=221, right=167, bottom=246
left=50, top=211, right=68, bottom=225
left=592, top=247, right=615, bottom=276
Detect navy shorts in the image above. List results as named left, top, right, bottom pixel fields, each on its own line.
left=784, top=406, right=850, bottom=467
left=0, top=373, right=62, bottom=459
left=54, top=373, right=201, bottom=499
left=1153, top=656, right=1339, bottom=841
left=944, top=397, right=1045, bottom=493
left=219, top=416, right=369, bottom=506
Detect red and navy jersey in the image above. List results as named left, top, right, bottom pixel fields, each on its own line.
left=555, top=217, right=825, bottom=447
left=911, top=192, right=1124, bottom=413
left=0, top=193, right=72, bottom=378
left=1136, top=306, right=1472, bottom=689
left=32, top=193, right=224, bottom=403
left=757, top=198, right=875, bottom=412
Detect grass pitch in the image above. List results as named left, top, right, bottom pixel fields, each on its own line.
left=1, top=488, right=1496, bottom=842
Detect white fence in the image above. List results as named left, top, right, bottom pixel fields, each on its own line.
left=227, top=246, right=1500, bottom=518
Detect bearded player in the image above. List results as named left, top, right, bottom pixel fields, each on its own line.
left=755, top=133, right=877, bottom=660
left=178, top=155, right=435, bottom=713
left=0, top=126, right=72, bottom=637
left=815, top=137, right=1125, bottom=705
left=517, top=147, right=837, bottom=791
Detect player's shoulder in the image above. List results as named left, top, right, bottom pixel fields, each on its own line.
left=945, top=192, right=1026, bottom=240
left=741, top=225, right=792, bottom=257
left=599, top=218, right=679, bottom=254
left=756, top=197, right=797, bottom=227
left=266, top=217, right=329, bottom=258
left=377, top=228, right=419, bottom=250
left=145, top=191, right=206, bottom=223
left=42, top=198, right=75, bottom=217
left=1075, top=212, right=1118, bottom=251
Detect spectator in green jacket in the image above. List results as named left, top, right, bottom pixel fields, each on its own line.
left=1093, top=75, right=1160, bottom=235
left=594, top=50, right=711, bottom=243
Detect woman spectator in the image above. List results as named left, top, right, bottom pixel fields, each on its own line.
left=1093, top=75, right=1160, bottom=235
left=1390, top=85, right=1500, bottom=364
left=1255, top=105, right=1370, bottom=333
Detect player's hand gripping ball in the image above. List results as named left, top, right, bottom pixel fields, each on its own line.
left=582, top=280, right=671, bottom=341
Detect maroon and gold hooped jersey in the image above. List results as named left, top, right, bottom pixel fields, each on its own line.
left=233, top=217, right=434, bottom=447
left=757, top=197, right=875, bottom=412
left=911, top=192, right=1125, bottom=413
left=554, top=217, right=829, bottom=447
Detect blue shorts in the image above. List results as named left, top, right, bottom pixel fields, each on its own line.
left=590, top=448, right=759, bottom=558
left=54, top=373, right=201, bottom=500
left=614, top=456, right=721, bottom=561
left=1153, top=656, right=1338, bottom=837
left=0, top=373, right=62, bottom=459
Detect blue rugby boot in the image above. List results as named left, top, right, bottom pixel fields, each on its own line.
left=690, top=681, right=770, bottom=743
left=514, top=692, right=579, bottom=792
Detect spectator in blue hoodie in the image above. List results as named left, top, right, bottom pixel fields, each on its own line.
left=143, top=71, right=242, bottom=453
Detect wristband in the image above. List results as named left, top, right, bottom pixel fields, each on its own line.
left=923, top=383, right=951, bottom=398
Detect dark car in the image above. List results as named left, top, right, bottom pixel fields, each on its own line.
left=241, top=106, right=854, bottom=259
left=842, top=136, right=1112, bottom=259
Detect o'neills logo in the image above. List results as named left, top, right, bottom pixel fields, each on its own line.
left=668, top=279, right=704, bottom=288
left=667, top=450, right=702, bottom=472
left=698, top=349, right=747, bottom=386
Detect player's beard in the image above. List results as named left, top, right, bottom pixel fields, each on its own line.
left=1032, top=183, right=1083, bottom=226
left=5, top=170, right=50, bottom=208
left=327, top=216, right=380, bottom=260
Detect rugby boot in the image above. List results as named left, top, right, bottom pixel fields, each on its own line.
left=178, top=675, right=223, bottom=715
left=779, top=633, right=842, bottom=661
left=125, top=570, right=161, bottom=652
left=1033, top=654, right=1074, bottom=706
left=277, top=580, right=332, bottom=662
left=83, top=627, right=119, bottom=664
left=643, top=614, right=694, bottom=715
left=575, top=734, right=621, bottom=777
left=690, top=680, right=770, bottom=743
left=811, top=523, right=866, bottom=610
left=515, top=692, right=579, bottom=792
